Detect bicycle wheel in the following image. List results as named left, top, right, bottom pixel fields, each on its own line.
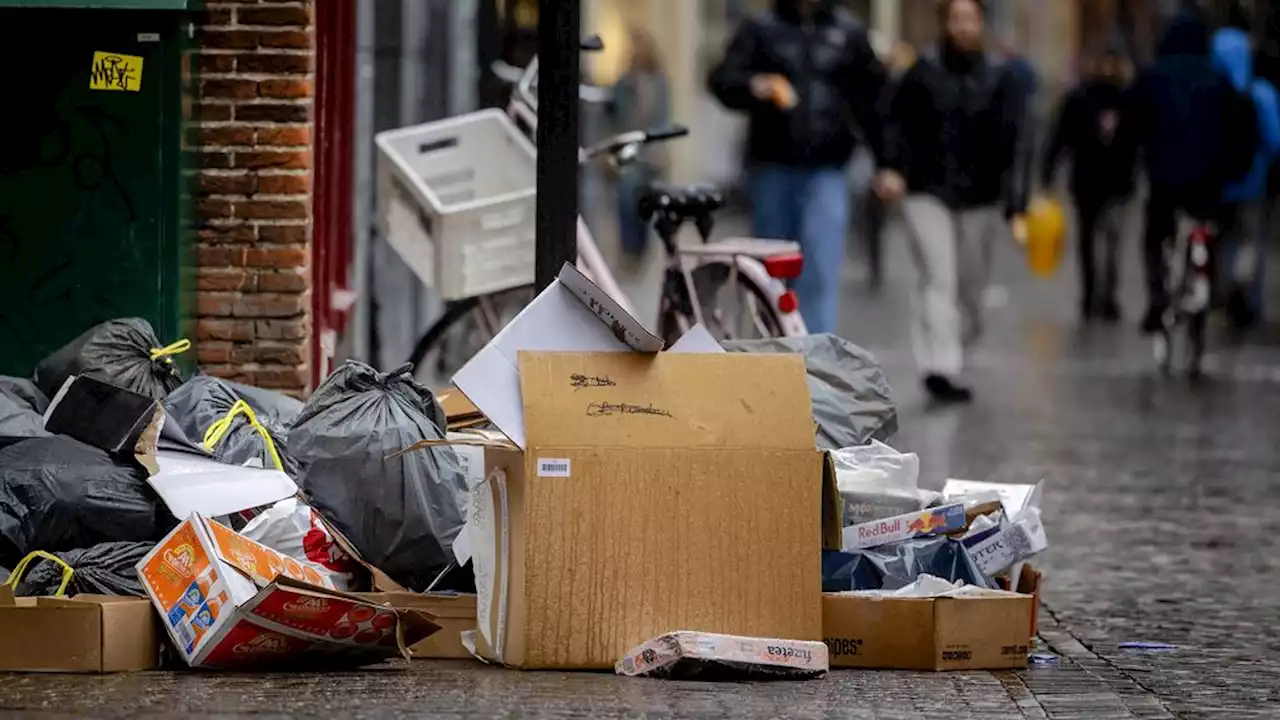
left=408, top=289, right=533, bottom=389
left=660, top=262, right=784, bottom=345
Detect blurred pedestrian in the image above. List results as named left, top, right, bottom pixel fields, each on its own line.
left=874, top=0, right=1032, bottom=404
left=1042, top=45, right=1136, bottom=323
left=607, top=28, right=671, bottom=261
left=708, top=0, right=888, bottom=334
left=1211, top=4, right=1280, bottom=329
left=1115, top=8, right=1244, bottom=333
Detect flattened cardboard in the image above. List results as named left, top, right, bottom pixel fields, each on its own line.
left=822, top=591, right=1033, bottom=670
left=0, top=595, right=159, bottom=673
left=356, top=592, right=476, bottom=659
left=149, top=450, right=298, bottom=520
left=452, top=351, right=824, bottom=670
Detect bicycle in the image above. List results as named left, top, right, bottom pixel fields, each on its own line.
left=400, top=39, right=807, bottom=388
left=1153, top=214, right=1215, bottom=379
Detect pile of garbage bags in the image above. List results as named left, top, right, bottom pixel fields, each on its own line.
left=824, top=439, right=1049, bottom=592
left=0, top=317, right=471, bottom=604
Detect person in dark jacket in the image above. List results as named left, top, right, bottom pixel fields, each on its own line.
left=1116, top=9, right=1238, bottom=332
left=874, top=0, right=1031, bottom=404
left=1042, top=46, right=1136, bottom=322
left=709, top=0, right=887, bottom=334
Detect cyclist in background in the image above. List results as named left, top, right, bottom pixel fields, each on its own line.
left=708, top=0, right=888, bottom=334
left=874, top=0, right=1031, bottom=404
left=1042, top=44, right=1136, bottom=323
left=1115, top=8, right=1240, bottom=333
left=1211, top=5, right=1280, bottom=330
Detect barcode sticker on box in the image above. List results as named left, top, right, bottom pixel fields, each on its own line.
left=537, top=458, right=571, bottom=478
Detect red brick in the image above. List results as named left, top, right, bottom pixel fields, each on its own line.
left=197, top=292, right=237, bottom=318
left=198, top=268, right=256, bottom=292
left=233, top=293, right=307, bottom=318
left=258, top=29, right=311, bottom=49
left=197, top=342, right=233, bottom=364
left=252, top=367, right=310, bottom=390
left=194, top=126, right=256, bottom=147
left=200, top=29, right=259, bottom=50
left=256, top=319, right=308, bottom=340
left=203, top=78, right=258, bottom=100
left=194, top=103, right=233, bottom=122
left=256, top=127, right=311, bottom=148
left=237, top=53, right=309, bottom=75
left=259, top=78, right=311, bottom=99
left=256, top=173, right=309, bottom=195
left=198, top=150, right=233, bottom=169
left=258, top=225, right=309, bottom=244
left=238, top=5, right=310, bottom=26
left=234, top=103, right=310, bottom=123
left=236, top=199, right=309, bottom=220
left=245, top=247, right=307, bottom=268
left=230, top=344, right=258, bottom=365
left=197, top=246, right=249, bottom=267
left=236, top=150, right=310, bottom=170
left=198, top=8, right=234, bottom=26
left=198, top=198, right=233, bottom=219
left=197, top=318, right=257, bottom=342
left=200, top=172, right=257, bottom=196
left=257, top=270, right=309, bottom=292
left=198, top=226, right=258, bottom=244
left=195, top=53, right=236, bottom=74
left=255, top=342, right=306, bottom=365
left=203, top=365, right=254, bottom=385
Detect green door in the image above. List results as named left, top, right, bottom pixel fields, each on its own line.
left=0, top=7, right=190, bottom=376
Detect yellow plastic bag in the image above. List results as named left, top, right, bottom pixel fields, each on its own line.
left=1024, top=196, right=1066, bottom=277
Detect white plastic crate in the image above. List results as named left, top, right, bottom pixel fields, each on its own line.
left=375, top=108, right=538, bottom=300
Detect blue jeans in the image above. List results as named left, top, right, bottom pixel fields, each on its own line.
left=616, top=167, right=656, bottom=258
left=750, top=164, right=850, bottom=334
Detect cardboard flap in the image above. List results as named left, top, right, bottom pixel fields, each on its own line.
left=518, top=352, right=815, bottom=450
left=556, top=263, right=663, bottom=352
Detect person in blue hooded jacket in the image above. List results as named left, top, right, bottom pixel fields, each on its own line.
left=1212, top=5, right=1280, bottom=329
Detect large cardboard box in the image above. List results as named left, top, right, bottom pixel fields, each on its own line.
left=420, top=350, right=823, bottom=670
left=138, top=514, right=439, bottom=668
left=0, top=593, right=159, bottom=673
left=355, top=592, right=477, bottom=659
left=822, top=591, right=1033, bottom=670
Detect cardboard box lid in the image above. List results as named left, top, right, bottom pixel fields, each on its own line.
left=453, top=263, right=663, bottom=450
left=517, top=352, right=815, bottom=451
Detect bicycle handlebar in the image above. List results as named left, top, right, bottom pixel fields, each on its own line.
left=582, top=124, right=689, bottom=164
left=643, top=125, right=690, bottom=142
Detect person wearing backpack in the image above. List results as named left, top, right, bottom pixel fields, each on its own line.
left=1116, top=9, right=1242, bottom=333
left=1212, top=5, right=1280, bottom=329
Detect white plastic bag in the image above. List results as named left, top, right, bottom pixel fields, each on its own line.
left=831, top=440, right=926, bottom=525
left=240, top=497, right=359, bottom=591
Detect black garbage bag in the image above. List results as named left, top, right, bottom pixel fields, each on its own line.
left=288, top=361, right=467, bottom=591
left=0, top=376, right=49, bottom=414
left=0, top=396, right=48, bottom=438
left=0, top=436, right=162, bottom=567
left=820, top=537, right=988, bottom=592
left=13, top=542, right=153, bottom=597
left=723, top=334, right=897, bottom=449
left=226, top=381, right=304, bottom=434
left=33, top=318, right=186, bottom=401
left=163, top=376, right=294, bottom=473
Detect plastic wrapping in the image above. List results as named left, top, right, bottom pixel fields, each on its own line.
left=162, top=376, right=293, bottom=473
left=831, top=440, right=926, bottom=525
left=239, top=497, right=359, bottom=591
left=723, top=334, right=897, bottom=449
left=14, top=542, right=153, bottom=597
left=33, top=318, right=185, bottom=401
left=0, top=395, right=48, bottom=438
left=0, top=376, right=49, bottom=414
left=288, top=361, right=467, bottom=591
left=0, top=436, right=162, bottom=567
left=821, top=536, right=989, bottom=592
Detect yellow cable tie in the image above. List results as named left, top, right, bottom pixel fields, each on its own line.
left=202, top=400, right=285, bottom=472
left=4, top=551, right=75, bottom=597
left=150, top=338, right=192, bottom=362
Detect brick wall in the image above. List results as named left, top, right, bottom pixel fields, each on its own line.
left=193, top=1, right=314, bottom=393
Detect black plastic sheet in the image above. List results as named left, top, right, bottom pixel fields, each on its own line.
left=821, top=537, right=989, bottom=592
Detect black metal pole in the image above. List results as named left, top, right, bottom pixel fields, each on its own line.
left=534, top=0, right=580, bottom=291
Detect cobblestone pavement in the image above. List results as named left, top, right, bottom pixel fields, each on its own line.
left=0, top=238, right=1276, bottom=718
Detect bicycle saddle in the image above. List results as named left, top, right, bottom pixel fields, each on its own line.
left=638, top=183, right=725, bottom=222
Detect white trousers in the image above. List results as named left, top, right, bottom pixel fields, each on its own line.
left=900, top=195, right=1003, bottom=377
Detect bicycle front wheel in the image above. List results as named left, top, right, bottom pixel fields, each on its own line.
left=408, top=289, right=533, bottom=389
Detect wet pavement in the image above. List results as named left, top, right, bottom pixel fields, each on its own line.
left=2, top=217, right=1278, bottom=717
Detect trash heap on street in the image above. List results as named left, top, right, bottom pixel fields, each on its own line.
left=0, top=270, right=1050, bottom=677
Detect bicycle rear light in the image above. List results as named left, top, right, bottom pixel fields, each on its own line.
left=777, top=289, right=799, bottom=315
left=764, top=253, right=804, bottom=280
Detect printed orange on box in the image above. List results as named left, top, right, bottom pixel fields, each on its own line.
left=137, top=514, right=440, bottom=669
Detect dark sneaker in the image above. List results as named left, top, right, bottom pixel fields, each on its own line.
left=1100, top=299, right=1121, bottom=324
left=924, top=374, right=974, bottom=404
left=1081, top=299, right=1096, bottom=323
left=1140, top=307, right=1164, bottom=334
